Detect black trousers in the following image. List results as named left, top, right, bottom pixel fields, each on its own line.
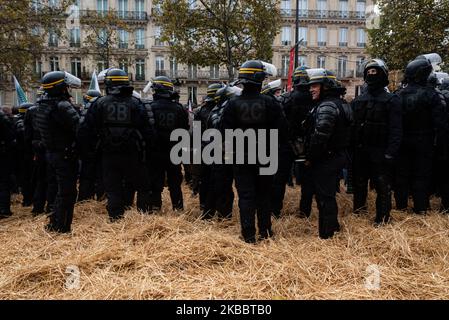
left=234, top=165, right=273, bottom=242
left=395, top=134, right=433, bottom=213
left=0, top=153, right=12, bottom=215
left=150, top=151, right=183, bottom=210
left=16, top=152, right=34, bottom=206
left=46, top=152, right=78, bottom=232
left=31, top=151, right=48, bottom=213
left=299, top=164, right=314, bottom=217
left=309, top=152, right=347, bottom=239
left=213, top=164, right=234, bottom=218
left=78, top=156, right=104, bottom=201
left=102, top=153, right=151, bottom=219
left=353, top=148, right=393, bottom=223
left=270, top=146, right=294, bottom=217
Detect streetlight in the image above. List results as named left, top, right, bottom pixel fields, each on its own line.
left=294, top=0, right=300, bottom=68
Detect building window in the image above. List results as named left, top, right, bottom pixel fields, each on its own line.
left=317, top=55, right=326, bottom=69
left=281, top=26, right=291, bottom=46
left=338, top=56, right=348, bottom=78
left=154, top=26, right=163, bottom=46
left=119, top=59, right=129, bottom=73
left=188, top=64, right=197, bottom=79
left=356, top=0, right=366, bottom=18
left=281, top=55, right=290, bottom=77
left=188, top=0, right=197, bottom=10
left=48, top=29, right=58, bottom=47
left=35, top=60, right=42, bottom=76
left=299, top=26, right=308, bottom=45
left=210, top=65, right=220, bottom=79
left=339, top=28, right=348, bottom=47
left=155, top=56, right=164, bottom=76
left=356, top=56, right=366, bottom=77
left=97, top=28, right=107, bottom=46
left=118, top=0, right=128, bottom=19
left=339, top=0, right=348, bottom=18
left=49, top=0, right=59, bottom=7
left=97, top=60, right=106, bottom=72
left=317, top=0, right=327, bottom=18
left=135, top=28, right=145, bottom=49
left=49, top=56, right=59, bottom=71
left=280, top=0, right=291, bottom=15
left=298, top=0, right=308, bottom=17
left=135, top=0, right=145, bottom=19
left=188, top=86, right=197, bottom=105
left=299, top=55, right=307, bottom=67
left=70, top=28, right=81, bottom=47
left=169, top=57, right=178, bottom=78
left=317, top=27, right=326, bottom=46
left=118, top=29, right=129, bottom=49
left=357, top=28, right=366, bottom=47
left=97, top=0, right=108, bottom=14
left=136, top=59, right=145, bottom=80
left=71, top=58, right=82, bottom=78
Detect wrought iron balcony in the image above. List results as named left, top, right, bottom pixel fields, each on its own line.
left=79, top=10, right=148, bottom=21
left=280, top=9, right=366, bottom=20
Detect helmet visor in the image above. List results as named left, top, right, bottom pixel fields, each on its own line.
left=261, top=61, right=277, bottom=77
left=64, top=72, right=81, bottom=88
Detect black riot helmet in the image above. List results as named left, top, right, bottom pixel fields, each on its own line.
left=292, top=66, right=310, bottom=87
left=151, top=76, right=175, bottom=98
left=41, top=71, right=81, bottom=97
left=205, top=83, right=225, bottom=102
left=238, top=60, right=277, bottom=86
left=363, top=58, right=389, bottom=87
left=214, top=85, right=242, bottom=104
left=83, top=89, right=102, bottom=105
left=308, top=68, right=346, bottom=97
left=103, top=68, right=130, bottom=88
left=405, top=58, right=433, bottom=85
left=13, top=102, right=34, bottom=116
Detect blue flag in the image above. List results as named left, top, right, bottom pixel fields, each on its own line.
left=13, top=76, right=28, bottom=106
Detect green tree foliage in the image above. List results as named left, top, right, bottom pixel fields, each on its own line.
left=0, top=0, right=73, bottom=86
left=80, top=10, right=133, bottom=70
left=154, top=0, right=281, bottom=80
left=368, top=0, right=449, bottom=71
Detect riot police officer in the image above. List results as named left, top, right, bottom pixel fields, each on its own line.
left=303, top=69, right=352, bottom=239
left=12, top=102, right=35, bottom=206
left=79, top=68, right=152, bottom=220
left=351, top=59, right=402, bottom=225
left=147, top=76, right=189, bottom=211
left=35, top=71, right=81, bottom=232
left=434, top=78, right=449, bottom=211
left=222, top=60, right=287, bottom=243
left=78, top=89, right=104, bottom=201
left=395, top=58, right=448, bottom=214
left=0, top=109, right=15, bottom=218
left=194, top=83, right=225, bottom=213
left=272, top=66, right=313, bottom=218
left=202, top=86, right=240, bottom=219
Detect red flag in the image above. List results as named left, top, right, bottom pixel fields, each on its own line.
left=287, top=46, right=295, bottom=92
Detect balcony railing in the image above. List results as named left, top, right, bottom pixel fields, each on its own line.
left=135, top=74, right=145, bottom=81
left=79, top=10, right=148, bottom=21
left=339, top=42, right=348, bottom=47
left=70, top=42, right=81, bottom=48
left=155, top=69, right=230, bottom=80
left=135, top=44, right=145, bottom=49
left=335, top=69, right=355, bottom=79
left=357, top=42, right=366, bottom=48
left=317, top=41, right=327, bottom=47
left=280, top=9, right=366, bottom=20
